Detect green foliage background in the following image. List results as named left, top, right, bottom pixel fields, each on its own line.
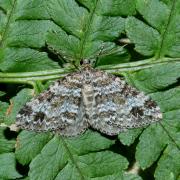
left=0, top=0, right=180, bottom=179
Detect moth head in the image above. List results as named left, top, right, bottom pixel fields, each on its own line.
left=81, top=59, right=92, bottom=71
left=82, top=59, right=91, bottom=65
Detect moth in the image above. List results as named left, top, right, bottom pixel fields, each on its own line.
left=16, top=61, right=162, bottom=136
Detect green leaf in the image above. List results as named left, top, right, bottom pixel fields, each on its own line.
left=79, top=173, right=143, bottom=180
left=126, top=16, right=161, bottom=57
left=152, top=87, right=180, bottom=113
left=15, top=131, right=52, bottom=165
left=0, top=10, right=6, bottom=33
left=7, top=20, right=57, bottom=48
left=46, top=0, right=126, bottom=64
left=15, top=0, right=50, bottom=19
left=126, top=63, right=180, bottom=93
left=0, top=0, right=61, bottom=73
left=46, top=29, right=80, bottom=61
left=136, top=0, right=180, bottom=58
left=65, top=130, right=115, bottom=155
left=153, top=90, right=180, bottom=180
left=154, top=142, right=180, bottom=180
left=134, top=87, right=180, bottom=175
left=0, top=127, right=15, bottom=153
left=0, top=0, right=13, bottom=11
left=136, top=0, right=170, bottom=31
left=29, top=132, right=122, bottom=179
left=47, top=0, right=88, bottom=37
left=127, top=63, right=180, bottom=176
left=126, top=0, right=180, bottom=58
left=0, top=48, right=59, bottom=72
left=4, top=88, right=33, bottom=124
left=92, top=0, right=136, bottom=16
left=136, top=124, right=168, bottom=169
left=55, top=151, right=128, bottom=180
left=118, top=128, right=143, bottom=146
left=95, top=46, right=130, bottom=66
left=0, top=153, right=22, bottom=179
left=0, top=101, right=9, bottom=123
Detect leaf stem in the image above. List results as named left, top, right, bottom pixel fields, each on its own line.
left=0, top=68, right=75, bottom=86
left=0, top=75, right=66, bottom=86
left=157, top=0, right=177, bottom=58
left=98, top=58, right=180, bottom=73
left=0, top=68, right=75, bottom=78
left=60, top=136, right=86, bottom=180
left=159, top=122, right=180, bottom=151
left=0, top=58, right=179, bottom=85
left=78, top=0, right=98, bottom=62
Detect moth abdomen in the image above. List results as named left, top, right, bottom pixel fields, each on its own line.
left=82, top=84, right=94, bottom=117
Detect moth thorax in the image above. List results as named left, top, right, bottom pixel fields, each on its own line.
left=82, top=84, right=94, bottom=116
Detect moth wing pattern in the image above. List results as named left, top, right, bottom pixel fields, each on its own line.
left=16, top=72, right=89, bottom=137
left=16, top=65, right=163, bottom=137
left=89, top=70, right=162, bottom=135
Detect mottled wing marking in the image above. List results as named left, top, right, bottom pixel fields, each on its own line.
left=16, top=64, right=162, bottom=137
left=16, top=72, right=88, bottom=137
left=89, top=70, right=162, bottom=136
